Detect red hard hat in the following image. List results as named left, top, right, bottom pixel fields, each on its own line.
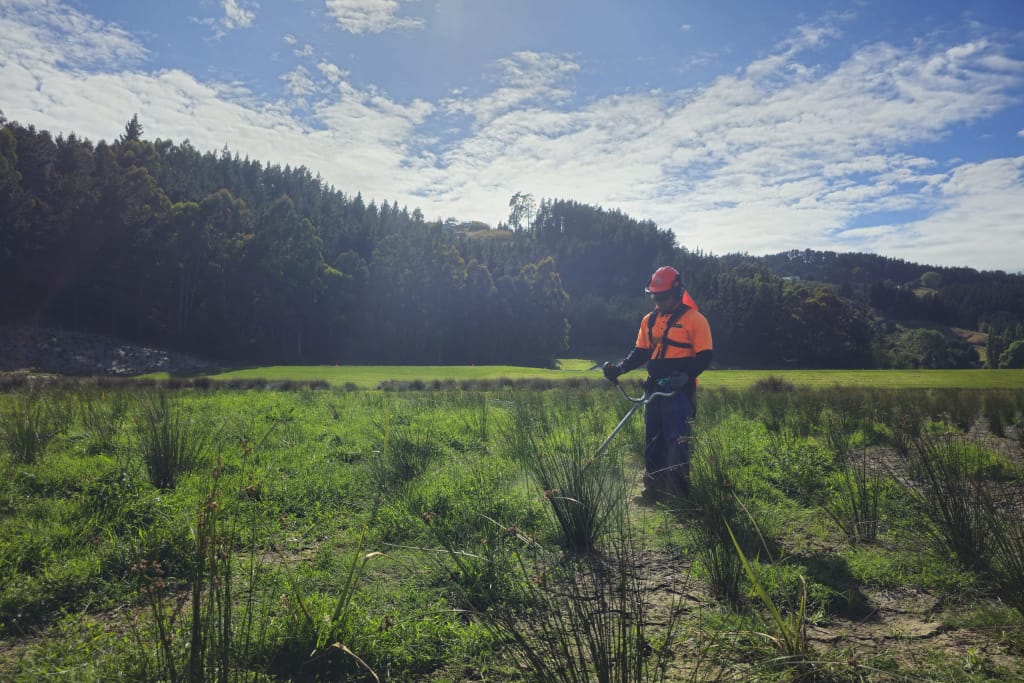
left=645, top=266, right=681, bottom=294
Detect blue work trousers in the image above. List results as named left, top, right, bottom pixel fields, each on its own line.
left=644, top=390, right=694, bottom=476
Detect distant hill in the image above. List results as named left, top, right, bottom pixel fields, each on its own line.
left=750, top=249, right=1024, bottom=368
left=2, top=115, right=1022, bottom=370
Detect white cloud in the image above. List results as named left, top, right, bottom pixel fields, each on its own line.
left=422, top=25, right=1023, bottom=268
left=294, top=43, right=315, bottom=57
left=324, top=0, right=423, bottom=34
left=317, top=61, right=348, bottom=83
left=222, top=0, right=255, bottom=29
left=281, top=66, right=316, bottom=97
left=0, top=0, right=146, bottom=69
left=853, top=158, right=1024, bottom=270
left=444, top=52, right=580, bottom=124
left=1, top=3, right=1022, bottom=271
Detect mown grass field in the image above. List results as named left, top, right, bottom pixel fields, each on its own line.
left=1, top=377, right=1024, bottom=681
left=143, top=361, right=1024, bottom=390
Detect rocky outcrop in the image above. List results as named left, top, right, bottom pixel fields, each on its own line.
left=0, top=326, right=216, bottom=376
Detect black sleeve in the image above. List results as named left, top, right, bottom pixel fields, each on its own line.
left=618, top=346, right=650, bottom=373
left=677, top=349, right=713, bottom=378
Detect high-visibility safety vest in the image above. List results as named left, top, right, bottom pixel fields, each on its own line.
left=636, top=301, right=713, bottom=361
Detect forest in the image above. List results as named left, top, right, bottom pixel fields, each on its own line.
left=2, top=113, right=1023, bottom=369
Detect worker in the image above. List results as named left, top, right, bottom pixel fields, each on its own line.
left=603, top=266, right=713, bottom=501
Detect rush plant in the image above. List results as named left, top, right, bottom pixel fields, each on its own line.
left=134, top=392, right=210, bottom=489
left=505, top=396, right=626, bottom=553
left=906, top=432, right=993, bottom=572
left=1, top=390, right=59, bottom=464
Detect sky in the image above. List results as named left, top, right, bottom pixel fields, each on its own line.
left=1, top=0, right=1023, bottom=272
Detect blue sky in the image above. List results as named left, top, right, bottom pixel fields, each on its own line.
left=2, top=0, right=1023, bottom=272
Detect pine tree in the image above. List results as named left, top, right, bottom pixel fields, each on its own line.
left=119, top=114, right=143, bottom=143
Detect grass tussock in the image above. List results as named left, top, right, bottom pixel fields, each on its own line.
left=134, top=392, right=210, bottom=488
left=0, top=390, right=60, bottom=463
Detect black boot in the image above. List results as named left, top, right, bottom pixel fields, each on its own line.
left=674, top=462, right=690, bottom=498
left=665, top=441, right=691, bottom=498
left=635, top=472, right=662, bottom=505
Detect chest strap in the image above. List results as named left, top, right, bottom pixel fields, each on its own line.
left=648, top=306, right=691, bottom=360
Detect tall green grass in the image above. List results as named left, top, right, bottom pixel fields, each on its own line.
left=503, top=391, right=626, bottom=552
left=5, top=384, right=1024, bottom=681
left=1, top=390, right=59, bottom=464
left=134, top=392, right=211, bottom=488
left=904, top=432, right=995, bottom=572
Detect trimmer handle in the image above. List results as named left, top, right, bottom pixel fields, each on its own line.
left=615, top=382, right=675, bottom=405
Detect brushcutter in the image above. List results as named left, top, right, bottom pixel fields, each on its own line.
left=594, top=379, right=675, bottom=458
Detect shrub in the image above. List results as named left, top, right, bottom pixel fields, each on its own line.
left=78, top=389, right=131, bottom=454
left=998, top=340, right=1024, bottom=369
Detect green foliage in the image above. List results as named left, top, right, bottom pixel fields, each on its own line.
left=368, top=405, right=444, bottom=496
left=76, top=389, right=130, bottom=454
left=820, top=462, right=887, bottom=546
left=891, top=327, right=977, bottom=369
left=687, top=418, right=767, bottom=606
left=287, top=528, right=382, bottom=678
left=438, top=513, right=686, bottom=683
left=0, top=391, right=59, bottom=464
left=503, top=391, right=627, bottom=552
left=6, top=119, right=1022, bottom=370
left=725, top=521, right=814, bottom=674
left=133, top=392, right=210, bottom=488
left=902, top=432, right=995, bottom=572
left=764, top=430, right=834, bottom=504
left=6, top=385, right=1024, bottom=681
left=921, top=271, right=942, bottom=288
left=1000, top=339, right=1024, bottom=368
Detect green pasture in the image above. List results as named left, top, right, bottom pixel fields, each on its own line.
left=147, top=360, right=1024, bottom=390
left=2, top=382, right=1024, bottom=681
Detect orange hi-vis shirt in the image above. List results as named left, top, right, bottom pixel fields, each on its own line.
left=635, top=304, right=713, bottom=379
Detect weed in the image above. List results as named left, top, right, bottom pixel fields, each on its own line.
left=1, top=391, right=59, bottom=464
left=820, top=449, right=886, bottom=545
left=134, top=392, right=210, bottom=489
left=440, top=514, right=686, bottom=683
left=77, top=388, right=130, bottom=454
left=764, top=428, right=833, bottom=505
left=725, top=520, right=822, bottom=680
left=983, top=484, right=1024, bottom=620
left=751, top=375, right=797, bottom=394
left=504, top=395, right=626, bottom=552
left=369, top=406, right=443, bottom=496
left=905, top=432, right=993, bottom=573
left=287, top=527, right=382, bottom=680
left=688, top=427, right=758, bottom=607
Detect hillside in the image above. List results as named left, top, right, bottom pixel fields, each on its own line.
left=752, top=249, right=1024, bottom=368
left=2, top=117, right=1023, bottom=370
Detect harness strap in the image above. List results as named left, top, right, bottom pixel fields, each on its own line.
left=647, top=306, right=690, bottom=360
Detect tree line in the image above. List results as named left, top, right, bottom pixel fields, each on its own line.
left=0, top=115, right=566, bottom=366
left=2, top=114, right=1021, bottom=368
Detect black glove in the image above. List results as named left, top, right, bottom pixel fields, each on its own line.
left=602, top=362, right=623, bottom=383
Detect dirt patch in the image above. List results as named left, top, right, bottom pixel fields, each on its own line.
left=0, top=325, right=216, bottom=376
